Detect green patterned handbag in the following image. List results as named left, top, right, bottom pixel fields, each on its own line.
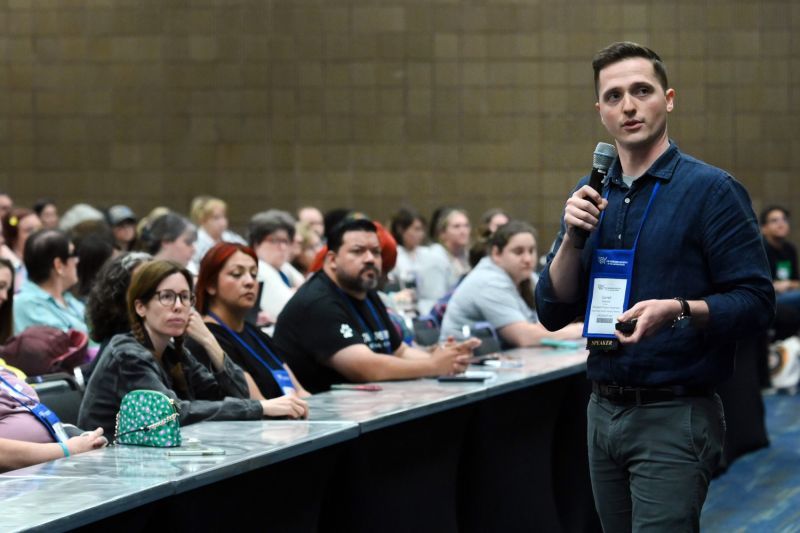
left=114, top=390, right=182, bottom=447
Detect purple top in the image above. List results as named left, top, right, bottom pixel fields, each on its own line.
left=0, top=367, right=53, bottom=443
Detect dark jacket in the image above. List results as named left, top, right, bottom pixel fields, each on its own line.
left=78, top=333, right=262, bottom=437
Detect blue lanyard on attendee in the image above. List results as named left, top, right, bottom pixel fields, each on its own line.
left=0, top=373, right=69, bottom=443
left=334, top=287, right=392, bottom=354
left=277, top=270, right=292, bottom=288
left=206, top=312, right=295, bottom=395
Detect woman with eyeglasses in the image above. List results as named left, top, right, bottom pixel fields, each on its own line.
left=13, top=229, right=87, bottom=336
left=79, top=260, right=307, bottom=439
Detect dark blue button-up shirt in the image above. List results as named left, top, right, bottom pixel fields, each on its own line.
left=535, top=143, right=775, bottom=387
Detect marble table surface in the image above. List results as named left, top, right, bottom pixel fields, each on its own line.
left=0, top=346, right=586, bottom=532
left=0, top=420, right=358, bottom=533
left=306, top=346, right=587, bottom=431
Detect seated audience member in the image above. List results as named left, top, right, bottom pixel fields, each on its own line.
left=272, top=218, right=477, bottom=394
left=14, top=230, right=87, bottom=335
left=0, top=258, right=14, bottom=343
left=388, top=206, right=433, bottom=315
left=136, top=206, right=170, bottom=239
left=441, top=221, right=583, bottom=346
left=469, top=208, right=511, bottom=267
left=190, top=195, right=246, bottom=266
left=291, top=221, right=322, bottom=277
left=761, top=206, right=800, bottom=312
left=418, top=207, right=472, bottom=314
left=106, top=205, right=138, bottom=252
left=478, top=208, right=511, bottom=238
left=33, top=199, right=59, bottom=230
left=140, top=212, right=198, bottom=272
left=73, top=231, right=115, bottom=302
left=190, top=243, right=311, bottom=410
left=297, top=206, right=325, bottom=238
left=2, top=208, right=42, bottom=292
left=79, top=260, right=306, bottom=437
left=0, top=192, right=12, bottom=220
left=84, top=252, right=152, bottom=378
left=0, top=363, right=106, bottom=473
left=248, top=210, right=304, bottom=321
left=760, top=206, right=800, bottom=340
left=58, top=203, right=105, bottom=234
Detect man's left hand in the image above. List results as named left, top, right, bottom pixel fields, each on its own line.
left=614, top=299, right=681, bottom=345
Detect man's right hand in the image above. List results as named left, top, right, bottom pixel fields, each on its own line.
left=429, top=338, right=480, bottom=375
left=564, top=185, right=609, bottom=234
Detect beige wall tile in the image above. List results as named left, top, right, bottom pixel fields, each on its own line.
left=0, top=0, right=795, bottom=251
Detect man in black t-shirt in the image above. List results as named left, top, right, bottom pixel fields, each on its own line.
left=273, top=218, right=477, bottom=393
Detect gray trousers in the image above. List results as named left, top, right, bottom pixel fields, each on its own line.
left=587, top=393, right=725, bottom=532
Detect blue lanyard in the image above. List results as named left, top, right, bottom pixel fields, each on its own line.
left=277, top=270, right=292, bottom=288
left=597, top=180, right=661, bottom=251
left=334, top=288, right=392, bottom=354
left=0, top=373, right=67, bottom=443
left=207, top=312, right=284, bottom=370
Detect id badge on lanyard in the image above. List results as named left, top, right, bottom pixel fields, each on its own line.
left=270, top=369, right=296, bottom=396
left=0, top=375, right=69, bottom=443
left=207, top=312, right=297, bottom=396
left=583, top=181, right=660, bottom=350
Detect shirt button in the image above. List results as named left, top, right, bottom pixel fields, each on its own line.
left=624, top=197, right=631, bottom=204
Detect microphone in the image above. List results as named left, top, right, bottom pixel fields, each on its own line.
left=572, top=142, right=617, bottom=249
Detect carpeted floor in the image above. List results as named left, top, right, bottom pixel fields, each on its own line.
left=701, top=393, right=800, bottom=532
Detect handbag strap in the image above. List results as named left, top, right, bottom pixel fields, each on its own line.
left=114, top=412, right=179, bottom=442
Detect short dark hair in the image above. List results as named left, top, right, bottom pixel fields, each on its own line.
left=760, top=205, right=790, bottom=226
left=327, top=218, right=377, bottom=253
left=32, top=198, right=56, bottom=217
left=24, top=229, right=72, bottom=284
left=247, top=210, right=296, bottom=248
left=592, top=41, right=668, bottom=97
left=75, top=232, right=116, bottom=298
left=389, top=207, right=425, bottom=246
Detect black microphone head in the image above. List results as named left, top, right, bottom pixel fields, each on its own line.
left=593, top=142, right=617, bottom=172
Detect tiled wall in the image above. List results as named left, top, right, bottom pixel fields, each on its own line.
left=1, top=0, right=797, bottom=244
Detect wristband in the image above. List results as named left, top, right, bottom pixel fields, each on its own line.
left=58, top=441, right=70, bottom=458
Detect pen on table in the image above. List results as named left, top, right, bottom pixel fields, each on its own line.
left=330, top=384, right=383, bottom=391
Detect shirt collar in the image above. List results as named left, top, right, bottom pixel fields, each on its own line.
left=21, top=279, right=56, bottom=303
left=606, top=141, right=681, bottom=187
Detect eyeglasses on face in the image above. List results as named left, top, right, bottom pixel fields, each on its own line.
left=153, top=290, right=195, bottom=307
left=265, top=237, right=291, bottom=246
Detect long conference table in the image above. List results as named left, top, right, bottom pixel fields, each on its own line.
left=0, top=347, right=601, bottom=532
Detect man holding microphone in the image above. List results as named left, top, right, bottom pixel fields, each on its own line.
left=535, top=42, right=774, bottom=531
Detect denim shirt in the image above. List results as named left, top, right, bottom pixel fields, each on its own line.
left=535, top=142, right=775, bottom=387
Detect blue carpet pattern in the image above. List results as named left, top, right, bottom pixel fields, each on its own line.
left=701, top=393, right=800, bottom=532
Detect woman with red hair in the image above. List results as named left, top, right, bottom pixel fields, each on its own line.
left=191, top=242, right=311, bottom=406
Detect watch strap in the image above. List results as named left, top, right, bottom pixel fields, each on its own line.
left=672, top=297, right=691, bottom=328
